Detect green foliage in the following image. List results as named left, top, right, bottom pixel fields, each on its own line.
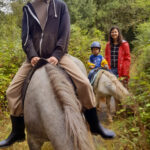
left=0, top=0, right=150, bottom=149
left=65, top=0, right=96, bottom=29
left=128, top=20, right=150, bottom=146
left=0, top=12, right=25, bottom=111
left=68, top=25, right=106, bottom=69
left=11, top=0, right=25, bottom=27
left=96, top=0, right=150, bottom=29
left=65, top=0, right=150, bottom=44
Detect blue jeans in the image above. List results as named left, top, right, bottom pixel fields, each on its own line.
left=111, top=68, right=118, bottom=77
left=88, top=69, right=97, bottom=81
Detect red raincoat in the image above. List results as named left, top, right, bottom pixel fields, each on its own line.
left=105, top=41, right=131, bottom=79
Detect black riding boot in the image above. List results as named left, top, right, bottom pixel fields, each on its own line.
left=84, top=108, right=115, bottom=139
left=0, top=116, right=25, bottom=148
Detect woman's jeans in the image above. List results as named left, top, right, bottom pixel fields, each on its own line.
left=110, top=68, right=118, bottom=77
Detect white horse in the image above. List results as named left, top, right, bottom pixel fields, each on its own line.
left=92, top=70, right=130, bottom=122
left=64, top=57, right=130, bottom=121
left=24, top=57, right=94, bottom=150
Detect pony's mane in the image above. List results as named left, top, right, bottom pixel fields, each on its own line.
left=45, top=64, right=94, bottom=150
left=94, top=70, right=129, bottom=99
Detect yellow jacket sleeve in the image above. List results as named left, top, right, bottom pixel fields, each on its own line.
left=101, top=59, right=108, bottom=67
left=88, top=62, right=95, bottom=67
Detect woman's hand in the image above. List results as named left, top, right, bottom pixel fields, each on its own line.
left=31, top=57, right=40, bottom=66
left=47, top=56, right=58, bottom=65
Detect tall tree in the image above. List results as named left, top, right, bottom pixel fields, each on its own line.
left=64, top=0, right=96, bottom=29
left=93, top=0, right=150, bottom=43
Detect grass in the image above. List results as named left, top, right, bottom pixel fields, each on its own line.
left=0, top=112, right=149, bottom=150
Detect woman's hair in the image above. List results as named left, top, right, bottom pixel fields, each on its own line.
left=109, top=26, right=123, bottom=47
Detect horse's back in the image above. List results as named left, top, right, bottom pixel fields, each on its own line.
left=95, top=70, right=129, bottom=98
left=24, top=65, right=74, bottom=150
left=69, top=55, right=87, bottom=76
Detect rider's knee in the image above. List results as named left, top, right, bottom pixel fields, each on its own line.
left=81, top=78, right=91, bottom=91
left=6, top=86, right=12, bottom=98
left=6, top=86, right=18, bottom=102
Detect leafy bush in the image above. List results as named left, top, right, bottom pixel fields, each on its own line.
left=68, top=24, right=106, bottom=70
left=0, top=14, right=25, bottom=111
left=128, top=20, right=150, bottom=146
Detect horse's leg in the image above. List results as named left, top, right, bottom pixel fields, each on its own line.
left=97, top=96, right=107, bottom=112
left=106, top=96, right=114, bottom=123
left=96, top=95, right=109, bottom=122
left=115, top=98, right=124, bottom=111
left=27, top=133, right=44, bottom=150
left=109, top=96, right=116, bottom=114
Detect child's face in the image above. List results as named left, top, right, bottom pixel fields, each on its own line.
left=92, top=47, right=100, bottom=56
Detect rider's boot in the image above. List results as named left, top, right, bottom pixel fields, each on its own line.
left=84, top=107, right=115, bottom=139
left=0, top=116, right=25, bottom=148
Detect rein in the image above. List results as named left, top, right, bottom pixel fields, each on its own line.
left=22, top=58, right=48, bottom=105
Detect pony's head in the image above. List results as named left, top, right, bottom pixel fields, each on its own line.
left=94, top=70, right=129, bottom=100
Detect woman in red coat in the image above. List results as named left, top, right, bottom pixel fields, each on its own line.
left=105, top=26, right=131, bottom=87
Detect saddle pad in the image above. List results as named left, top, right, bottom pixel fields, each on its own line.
left=90, top=67, right=111, bottom=85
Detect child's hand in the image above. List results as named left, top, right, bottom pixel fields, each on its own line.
left=90, top=65, right=95, bottom=69
left=88, top=62, right=95, bottom=69
left=104, top=64, right=109, bottom=69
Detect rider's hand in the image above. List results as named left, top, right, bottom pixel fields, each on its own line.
left=47, top=56, right=58, bottom=65
left=31, top=57, right=40, bottom=66
left=90, top=65, right=95, bottom=69
left=104, top=64, right=109, bottom=70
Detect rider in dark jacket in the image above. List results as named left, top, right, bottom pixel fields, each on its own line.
left=22, top=0, right=70, bottom=61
